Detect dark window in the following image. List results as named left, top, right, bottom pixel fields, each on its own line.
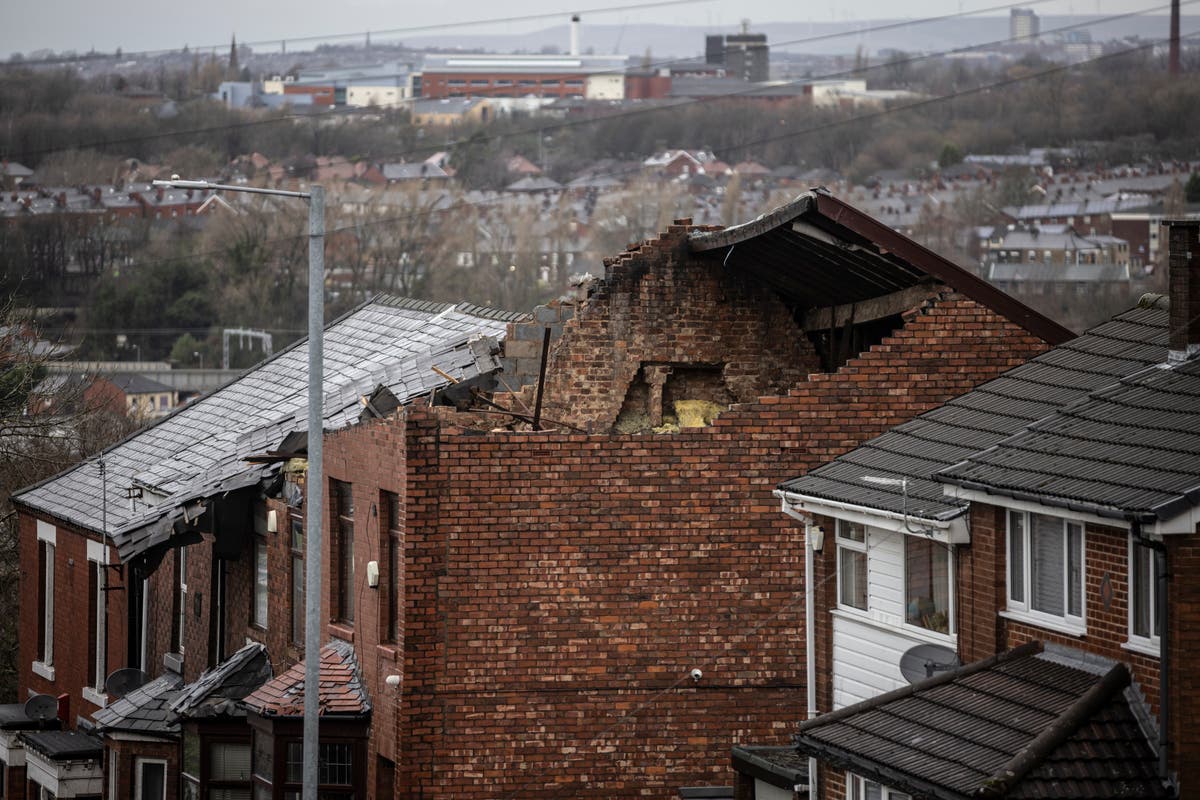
left=284, top=741, right=354, bottom=798
left=333, top=481, right=355, bottom=623
left=252, top=537, right=268, bottom=628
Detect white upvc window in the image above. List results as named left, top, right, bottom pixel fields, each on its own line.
left=904, top=535, right=953, bottom=635
left=837, top=520, right=868, bottom=611
left=34, top=521, right=56, bottom=681
left=252, top=537, right=268, bottom=629
left=1128, top=536, right=1162, bottom=655
left=1006, top=510, right=1086, bottom=634
left=848, top=773, right=912, bottom=800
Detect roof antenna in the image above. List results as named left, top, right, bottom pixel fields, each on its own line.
left=860, top=476, right=933, bottom=536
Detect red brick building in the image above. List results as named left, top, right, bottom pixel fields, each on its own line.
left=754, top=220, right=1200, bottom=799
left=11, top=191, right=1071, bottom=799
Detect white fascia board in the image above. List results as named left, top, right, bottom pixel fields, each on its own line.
left=774, top=489, right=969, bottom=544
left=1150, top=502, right=1200, bottom=537
left=941, top=484, right=1133, bottom=531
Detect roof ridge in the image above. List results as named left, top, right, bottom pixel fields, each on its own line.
left=976, top=661, right=1130, bottom=797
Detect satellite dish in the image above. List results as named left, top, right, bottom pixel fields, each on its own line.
left=899, top=643, right=960, bottom=684
left=105, top=668, right=150, bottom=699
left=24, top=694, right=58, bottom=722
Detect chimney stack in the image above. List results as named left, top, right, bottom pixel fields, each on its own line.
left=1165, top=219, right=1200, bottom=362
left=570, top=14, right=581, bottom=57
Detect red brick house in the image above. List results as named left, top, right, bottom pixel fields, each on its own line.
left=11, top=191, right=1072, bottom=799
left=749, top=220, right=1200, bottom=799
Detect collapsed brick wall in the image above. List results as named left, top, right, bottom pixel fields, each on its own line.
left=392, top=292, right=1051, bottom=799
left=493, top=223, right=822, bottom=431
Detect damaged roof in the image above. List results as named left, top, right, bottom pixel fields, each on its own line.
left=93, top=671, right=184, bottom=736
left=242, top=639, right=369, bottom=719
left=689, top=190, right=1074, bottom=345
left=13, top=296, right=525, bottom=562
left=171, top=642, right=273, bottom=720
left=794, top=642, right=1172, bottom=799
left=777, top=299, right=1169, bottom=522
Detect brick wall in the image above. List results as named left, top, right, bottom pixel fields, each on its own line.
left=382, top=287, right=1047, bottom=800
left=17, top=512, right=127, bottom=720
left=106, top=737, right=178, bottom=800
left=321, top=418, right=409, bottom=800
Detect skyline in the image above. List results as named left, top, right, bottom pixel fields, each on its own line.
left=3, top=0, right=1178, bottom=61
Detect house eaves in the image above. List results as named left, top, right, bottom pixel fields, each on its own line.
left=690, top=190, right=1074, bottom=345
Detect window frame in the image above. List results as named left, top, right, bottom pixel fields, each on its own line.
left=251, top=536, right=268, bottom=630
left=836, top=519, right=868, bottom=612
left=1126, top=536, right=1162, bottom=656
left=1005, top=509, right=1087, bottom=635
left=382, top=491, right=401, bottom=645
left=332, top=480, right=355, bottom=624
left=902, top=534, right=954, bottom=637
left=84, top=539, right=108, bottom=705
left=134, top=757, right=168, bottom=800
left=847, top=773, right=912, bottom=800
left=290, top=516, right=305, bottom=646
left=34, top=522, right=56, bottom=681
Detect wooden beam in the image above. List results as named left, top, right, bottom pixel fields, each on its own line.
left=803, top=284, right=941, bottom=331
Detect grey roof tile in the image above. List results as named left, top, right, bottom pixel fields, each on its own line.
left=779, top=303, right=1170, bottom=521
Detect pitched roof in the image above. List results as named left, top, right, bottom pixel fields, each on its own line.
left=688, top=191, right=1074, bottom=346
left=938, top=339, right=1200, bottom=524
left=93, top=671, right=184, bottom=736
left=794, top=643, right=1172, bottom=799
left=243, top=639, right=369, bottom=719
left=778, top=299, right=1168, bottom=522
left=171, top=642, right=272, bottom=720
left=106, top=372, right=177, bottom=395
left=13, top=296, right=524, bottom=562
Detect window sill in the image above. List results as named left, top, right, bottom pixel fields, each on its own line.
left=377, top=644, right=399, bottom=662
left=31, top=661, right=55, bottom=682
left=830, top=608, right=957, bottom=647
left=329, top=623, right=355, bottom=643
left=82, top=686, right=107, bottom=708
left=1000, top=609, right=1086, bottom=638
left=1122, top=638, right=1161, bottom=659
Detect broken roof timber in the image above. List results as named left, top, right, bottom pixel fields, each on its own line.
left=690, top=190, right=1075, bottom=346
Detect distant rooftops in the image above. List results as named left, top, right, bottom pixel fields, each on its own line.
left=421, top=53, right=629, bottom=74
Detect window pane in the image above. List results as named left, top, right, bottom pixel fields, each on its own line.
left=209, top=791, right=251, bottom=800
left=292, top=554, right=305, bottom=644
left=254, top=540, right=268, bottom=628
left=1030, top=514, right=1065, bottom=616
left=1132, top=544, right=1152, bottom=638
left=905, top=537, right=951, bottom=634
left=210, top=742, right=251, bottom=781
left=286, top=741, right=303, bottom=783
left=1008, top=511, right=1025, bottom=604
left=839, top=547, right=867, bottom=610
left=839, top=520, right=865, bottom=543
left=1067, top=523, right=1083, bottom=617
left=319, top=743, right=353, bottom=785
left=138, top=762, right=166, bottom=800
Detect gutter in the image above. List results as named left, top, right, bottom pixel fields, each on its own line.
left=774, top=489, right=968, bottom=542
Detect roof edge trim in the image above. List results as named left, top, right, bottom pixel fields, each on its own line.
left=687, top=192, right=817, bottom=251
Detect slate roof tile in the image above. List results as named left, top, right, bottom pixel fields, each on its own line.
left=93, top=671, right=183, bottom=736
left=13, top=297, right=522, bottom=562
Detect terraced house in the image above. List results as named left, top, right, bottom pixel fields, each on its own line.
left=733, top=219, right=1200, bottom=799
left=10, top=191, right=1075, bottom=799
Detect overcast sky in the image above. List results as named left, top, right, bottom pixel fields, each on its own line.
left=3, top=0, right=1169, bottom=59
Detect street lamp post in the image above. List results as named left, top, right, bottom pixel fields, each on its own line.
left=155, top=178, right=325, bottom=800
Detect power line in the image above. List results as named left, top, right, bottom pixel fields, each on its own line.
left=10, top=20, right=1196, bottom=285
left=0, top=0, right=712, bottom=68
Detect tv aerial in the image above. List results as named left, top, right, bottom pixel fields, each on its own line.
left=105, top=667, right=150, bottom=699
left=899, top=643, right=960, bottom=684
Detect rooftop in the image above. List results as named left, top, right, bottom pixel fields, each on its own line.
left=243, top=639, right=369, bottom=719
left=171, top=642, right=272, bottom=720
left=794, top=643, right=1172, bottom=799
left=93, top=671, right=184, bottom=736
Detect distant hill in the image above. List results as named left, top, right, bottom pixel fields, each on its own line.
left=401, top=14, right=1191, bottom=59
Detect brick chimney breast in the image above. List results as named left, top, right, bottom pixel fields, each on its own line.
left=1165, top=219, right=1200, bottom=362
